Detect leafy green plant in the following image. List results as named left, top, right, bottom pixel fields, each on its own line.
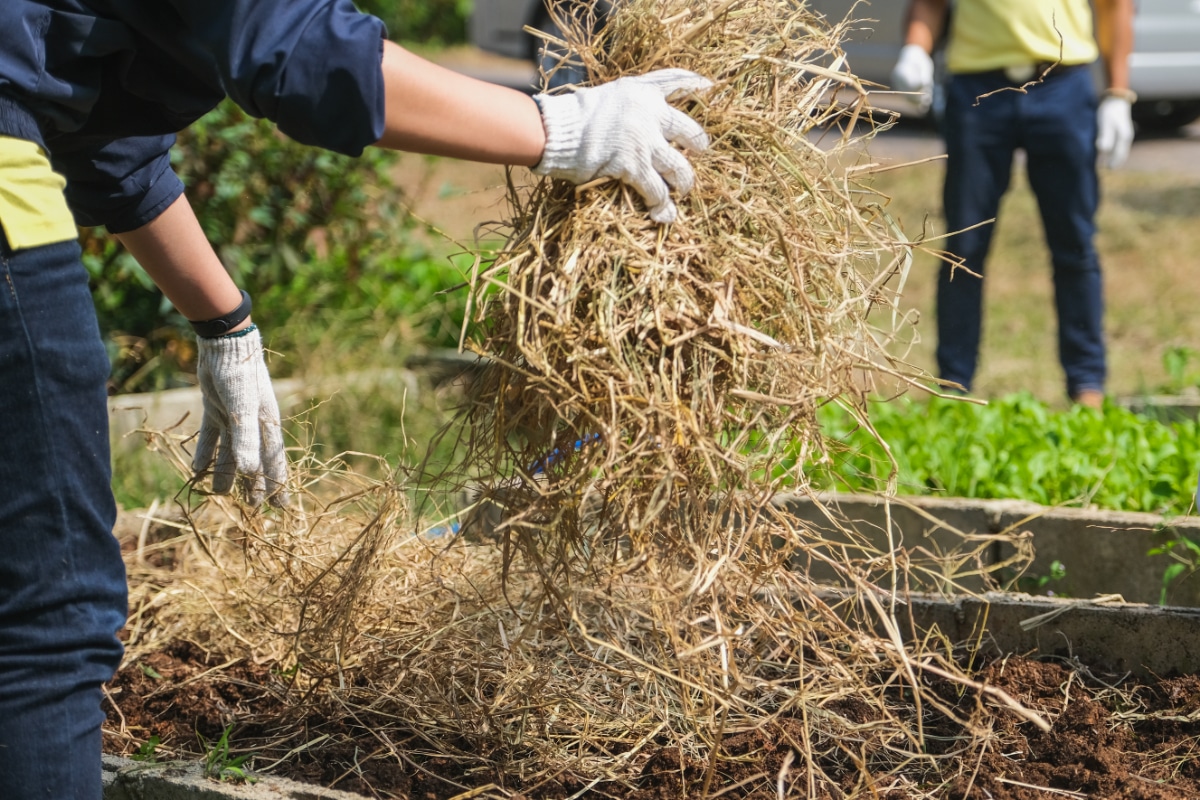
left=131, top=735, right=162, bottom=763
left=84, top=99, right=480, bottom=393
left=1162, top=346, right=1200, bottom=393
left=200, top=726, right=256, bottom=783
left=808, top=392, right=1200, bottom=517
left=169, top=101, right=407, bottom=292
left=1015, top=559, right=1067, bottom=596
left=1148, top=534, right=1200, bottom=605
left=354, top=0, right=470, bottom=45
left=138, top=662, right=164, bottom=680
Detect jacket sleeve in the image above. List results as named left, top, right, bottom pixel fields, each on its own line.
left=163, top=0, right=388, bottom=156
left=48, top=134, right=184, bottom=233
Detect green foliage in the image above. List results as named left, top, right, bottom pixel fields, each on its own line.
left=1162, top=346, right=1200, bottom=393
left=131, top=735, right=162, bottom=763
left=1148, top=535, right=1200, bottom=605
left=1015, top=559, right=1067, bottom=596
left=81, top=235, right=195, bottom=393
left=110, top=445, right=192, bottom=512
left=260, top=247, right=476, bottom=359
left=200, top=726, right=256, bottom=783
left=354, top=0, right=470, bottom=45
left=810, top=392, right=1200, bottom=518
left=177, top=102, right=410, bottom=284
left=84, top=100, right=473, bottom=392
left=138, top=662, right=164, bottom=680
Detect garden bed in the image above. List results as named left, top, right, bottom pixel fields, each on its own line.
left=102, top=603, right=1200, bottom=800
left=102, top=500, right=1200, bottom=799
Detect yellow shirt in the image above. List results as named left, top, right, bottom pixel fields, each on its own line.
left=0, top=136, right=78, bottom=251
left=946, top=0, right=1100, bottom=75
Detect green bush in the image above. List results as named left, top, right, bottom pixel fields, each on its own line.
left=84, top=100, right=473, bottom=393
left=354, top=0, right=471, bottom=45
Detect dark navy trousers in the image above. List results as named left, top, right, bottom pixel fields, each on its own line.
left=0, top=232, right=127, bottom=799
left=937, top=64, right=1106, bottom=398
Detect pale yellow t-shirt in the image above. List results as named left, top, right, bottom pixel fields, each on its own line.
left=946, top=0, right=1100, bottom=74
left=0, top=136, right=78, bottom=251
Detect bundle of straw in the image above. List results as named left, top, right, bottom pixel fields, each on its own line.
left=452, top=0, right=922, bottom=577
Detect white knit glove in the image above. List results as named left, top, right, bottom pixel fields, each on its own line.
left=1096, top=94, right=1134, bottom=169
left=193, top=326, right=289, bottom=507
left=890, top=43, right=935, bottom=112
left=533, top=68, right=712, bottom=224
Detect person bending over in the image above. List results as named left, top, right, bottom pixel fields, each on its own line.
left=0, top=2, right=711, bottom=797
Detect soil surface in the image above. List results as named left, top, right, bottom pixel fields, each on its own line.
left=103, top=640, right=1200, bottom=799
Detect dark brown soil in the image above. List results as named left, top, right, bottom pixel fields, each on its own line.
left=103, top=640, right=1200, bottom=799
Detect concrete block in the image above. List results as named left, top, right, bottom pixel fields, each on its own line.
left=774, top=493, right=1200, bottom=606
left=108, top=370, right=419, bottom=457
left=102, top=754, right=369, bottom=800
left=816, top=589, right=1200, bottom=678
left=773, top=493, right=1005, bottom=593
left=907, top=592, right=1200, bottom=678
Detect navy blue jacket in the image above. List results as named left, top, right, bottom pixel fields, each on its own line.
left=0, top=0, right=387, bottom=232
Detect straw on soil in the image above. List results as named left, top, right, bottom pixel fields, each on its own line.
left=112, top=2, right=1047, bottom=797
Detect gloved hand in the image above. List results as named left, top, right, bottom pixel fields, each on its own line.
left=1096, top=93, right=1135, bottom=169
left=890, top=43, right=935, bottom=113
left=193, top=325, right=289, bottom=507
left=532, top=68, right=712, bottom=224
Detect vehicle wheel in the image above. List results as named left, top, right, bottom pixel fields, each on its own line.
left=1132, top=100, right=1200, bottom=133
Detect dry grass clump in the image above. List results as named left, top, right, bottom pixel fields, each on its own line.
left=110, top=2, right=1046, bottom=796
left=120, top=446, right=1031, bottom=798
left=449, top=0, right=925, bottom=574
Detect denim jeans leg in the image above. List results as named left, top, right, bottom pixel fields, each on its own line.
left=0, top=236, right=127, bottom=800
left=1019, top=66, right=1106, bottom=396
left=938, top=73, right=1021, bottom=392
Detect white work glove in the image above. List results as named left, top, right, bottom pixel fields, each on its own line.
left=193, top=326, right=289, bottom=507
left=890, top=43, right=935, bottom=113
left=532, top=68, right=712, bottom=224
left=1096, top=94, right=1134, bottom=169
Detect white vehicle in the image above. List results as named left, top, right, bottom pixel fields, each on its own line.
left=471, top=0, right=1200, bottom=129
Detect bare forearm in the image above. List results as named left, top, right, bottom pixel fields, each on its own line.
left=1095, top=0, right=1134, bottom=91
left=114, top=195, right=247, bottom=326
left=902, top=0, right=948, bottom=52
left=374, top=41, right=546, bottom=165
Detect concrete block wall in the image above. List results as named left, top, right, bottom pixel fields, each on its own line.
left=108, top=369, right=420, bottom=458
left=102, top=754, right=368, bottom=800
left=816, top=589, right=1200, bottom=678
left=774, top=492, right=1200, bottom=606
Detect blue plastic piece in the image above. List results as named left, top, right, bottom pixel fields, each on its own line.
left=529, top=432, right=602, bottom=475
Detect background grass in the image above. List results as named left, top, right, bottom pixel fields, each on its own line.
left=869, top=157, right=1200, bottom=405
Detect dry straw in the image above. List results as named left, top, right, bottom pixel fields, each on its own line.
left=115, top=1, right=1043, bottom=797
left=452, top=0, right=926, bottom=579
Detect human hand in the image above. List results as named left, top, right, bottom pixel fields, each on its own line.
left=532, top=68, right=712, bottom=224
left=890, top=44, right=935, bottom=112
left=193, top=326, right=289, bottom=507
left=1096, top=94, right=1134, bottom=169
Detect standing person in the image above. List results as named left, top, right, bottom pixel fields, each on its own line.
left=890, top=0, right=1135, bottom=407
left=0, top=2, right=711, bottom=798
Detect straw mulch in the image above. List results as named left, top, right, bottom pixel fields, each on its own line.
left=448, top=0, right=933, bottom=567
left=111, top=2, right=1047, bottom=797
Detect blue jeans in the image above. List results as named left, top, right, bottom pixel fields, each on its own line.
left=0, top=233, right=127, bottom=799
left=937, top=65, right=1106, bottom=398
